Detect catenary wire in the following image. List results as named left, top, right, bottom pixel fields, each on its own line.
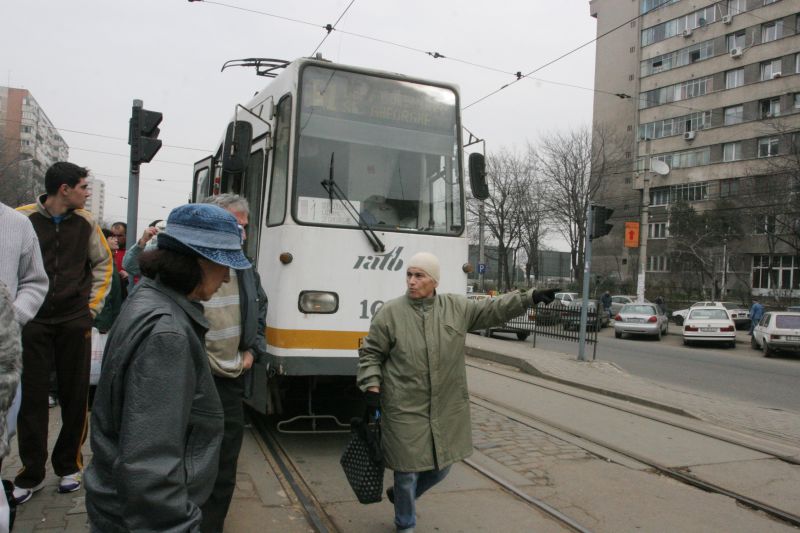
left=311, top=0, right=357, bottom=56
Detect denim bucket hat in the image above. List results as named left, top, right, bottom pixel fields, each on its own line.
left=160, top=203, right=251, bottom=270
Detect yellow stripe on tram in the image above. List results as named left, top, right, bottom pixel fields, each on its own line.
left=266, top=327, right=369, bottom=350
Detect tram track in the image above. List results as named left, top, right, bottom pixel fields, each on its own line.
left=249, top=410, right=340, bottom=533
left=465, top=359, right=800, bottom=465
left=466, top=361, right=800, bottom=529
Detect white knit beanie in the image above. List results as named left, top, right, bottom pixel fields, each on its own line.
left=407, top=252, right=440, bottom=283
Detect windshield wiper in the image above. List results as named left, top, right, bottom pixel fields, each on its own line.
left=321, top=152, right=385, bottom=253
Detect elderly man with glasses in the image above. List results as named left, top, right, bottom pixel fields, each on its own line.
left=199, top=194, right=268, bottom=533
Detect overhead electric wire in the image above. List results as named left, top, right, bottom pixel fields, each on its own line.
left=0, top=117, right=211, bottom=152
left=311, top=0, right=356, bottom=56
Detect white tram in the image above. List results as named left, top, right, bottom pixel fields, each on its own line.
left=192, top=57, right=487, bottom=418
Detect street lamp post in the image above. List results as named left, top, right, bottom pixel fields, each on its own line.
left=636, top=157, right=669, bottom=303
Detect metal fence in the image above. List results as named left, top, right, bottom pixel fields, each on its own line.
left=529, top=304, right=600, bottom=360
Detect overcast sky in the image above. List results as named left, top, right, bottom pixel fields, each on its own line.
left=1, top=1, right=597, bottom=246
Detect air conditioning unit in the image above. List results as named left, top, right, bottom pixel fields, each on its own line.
left=683, top=131, right=696, bottom=141
left=683, top=28, right=693, bottom=38
left=730, top=47, right=743, bottom=58
left=772, top=72, right=782, bottom=79
left=722, top=14, right=733, bottom=24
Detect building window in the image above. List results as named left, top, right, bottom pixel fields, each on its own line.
left=641, top=0, right=678, bottom=14
left=758, top=137, right=779, bottom=157
left=720, top=178, right=739, bottom=197
left=760, top=98, right=781, bottom=118
left=754, top=215, right=777, bottom=235
left=651, top=187, right=670, bottom=206
left=725, top=68, right=744, bottom=89
left=723, top=142, right=742, bottom=162
left=726, top=31, right=745, bottom=51
left=21, top=126, right=32, bottom=134
left=795, top=93, right=800, bottom=109
left=762, top=21, right=783, bottom=43
left=648, top=222, right=669, bottom=239
left=647, top=256, right=669, bottom=272
left=724, top=105, right=743, bottom=125
left=752, top=255, right=799, bottom=290
left=727, top=0, right=744, bottom=15
left=796, top=53, right=800, bottom=74
left=761, top=59, right=782, bottom=80
left=760, top=137, right=783, bottom=158
left=763, top=0, right=777, bottom=4
left=671, top=182, right=708, bottom=202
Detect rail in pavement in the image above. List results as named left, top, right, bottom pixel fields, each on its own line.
left=464, top=334, right=800, bottom=453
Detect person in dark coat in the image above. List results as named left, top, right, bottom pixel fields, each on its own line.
left=84, top=204, right=251, bottom=533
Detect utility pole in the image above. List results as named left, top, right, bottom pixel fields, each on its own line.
left=578, top=203, right=593, bottom=362
left=636, top=144, right=669, bottom=303
left=721, top=239, right=728, bottom=300
left=479, top=201, right=485, bottom=292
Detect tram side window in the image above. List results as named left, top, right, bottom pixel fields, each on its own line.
left=244, top=149, right=264, bottom=261
left=267, top=95, right=291, bottom=226
left=194, top=167, right=210, bottom=203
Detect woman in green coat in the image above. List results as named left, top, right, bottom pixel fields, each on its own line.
left=357, top=252, right=556, bottom=533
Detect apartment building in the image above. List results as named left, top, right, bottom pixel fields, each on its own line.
left=589, top=0, right=800, bottom=299
left=85, top=177, right=106, bottom=222
left=0, top=86, right=69, bottom=206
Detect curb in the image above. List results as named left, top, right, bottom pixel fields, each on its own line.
left=465, top=344, right=696, bottom=419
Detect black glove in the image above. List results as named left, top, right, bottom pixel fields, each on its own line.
left=364, top=390, right=381, bottom=420
left=532, top=288, right=558, bottom=306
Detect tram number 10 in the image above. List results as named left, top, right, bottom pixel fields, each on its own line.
left=359, top=299, right=384, bottom=319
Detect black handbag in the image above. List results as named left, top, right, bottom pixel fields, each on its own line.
left=340, top=409, right=384, bottom=504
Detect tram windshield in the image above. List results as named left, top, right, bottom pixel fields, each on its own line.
left=294, top=66, right=463, bottom=235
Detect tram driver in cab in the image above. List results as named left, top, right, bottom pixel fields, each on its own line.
left=357, top=252, right=557, bottom=533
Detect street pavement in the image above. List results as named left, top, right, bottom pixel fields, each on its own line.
left=465, top=333, right=800, bottom=449
left=3, top=332, right=799, bottom=531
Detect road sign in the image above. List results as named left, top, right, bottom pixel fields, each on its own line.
left=624, top=222, right=640, bottom=248
left=478, top=263, right=487, bottom=274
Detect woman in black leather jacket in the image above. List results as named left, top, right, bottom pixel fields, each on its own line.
left=84, top=204, right=251, bottom=533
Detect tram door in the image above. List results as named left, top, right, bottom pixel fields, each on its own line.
left=241, top=135, right=269, bottom=263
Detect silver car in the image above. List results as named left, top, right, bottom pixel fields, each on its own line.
left=609, top=295, right=653, bottom=317
left=613, top=303, right=669, bottom=340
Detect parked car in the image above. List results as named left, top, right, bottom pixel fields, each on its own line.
left=682, top=307, right=736, bottom=348
left=553, top=292, right=580, bottom=309
left=719, top=302, right=750, bottom=329
left=673, top=301, right=749, bottom=328
left=609, top=295, right=651, bottom=317
left=613, top=303, right=668, bottom=340
left=468, top=293, right=534, bottom=340
left=562, top=299, right=609, bottom=331
left=751, top=312, right=800, bottom=357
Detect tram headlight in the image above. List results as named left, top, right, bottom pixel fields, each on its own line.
left=298, top=291, right=339, bottom=314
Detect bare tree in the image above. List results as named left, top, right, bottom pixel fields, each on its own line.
left=517, top=172, right=549, bottom=287
left=668, top=198, right=743, bottom=299
left=467, top=147, right=533, bottom=291
left=536, top=126, right=624, bottom=281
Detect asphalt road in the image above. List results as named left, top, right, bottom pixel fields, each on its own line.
left=488, top=326, right=800, bottom=412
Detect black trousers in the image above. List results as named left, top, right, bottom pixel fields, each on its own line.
left=15, top=316, right=91, bottom=488
left=200, top=375, right=245, bottom=533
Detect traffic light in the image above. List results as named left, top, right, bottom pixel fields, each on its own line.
left=129, top=105, right=163, bottom=165
left=592, top=205, right=614, bottom=239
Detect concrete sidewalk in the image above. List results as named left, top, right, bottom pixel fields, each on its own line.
left=1, top=409, right=308, bottom=532
left=464, top=334, right=800, bottom=451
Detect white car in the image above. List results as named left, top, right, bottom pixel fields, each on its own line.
left=672, top=301, right=747, bottom=326
left=751, top=312, right=800, bottom=357
left=682, top=307, right=736, bottom=348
